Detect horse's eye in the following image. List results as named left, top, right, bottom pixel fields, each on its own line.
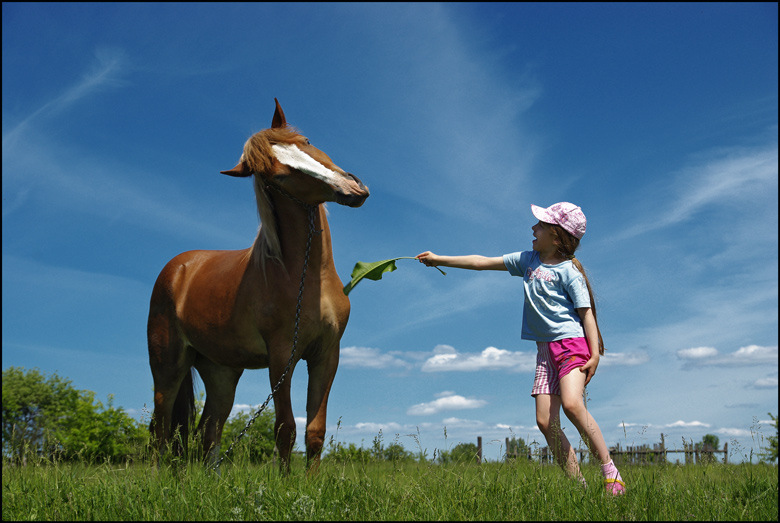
left=305, top=139, right=311, bottom=145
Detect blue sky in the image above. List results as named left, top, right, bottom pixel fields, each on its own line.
left=3, top=3, right=777, bottom=463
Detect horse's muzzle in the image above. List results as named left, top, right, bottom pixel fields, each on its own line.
left=337, top=172, right=369, bottom=207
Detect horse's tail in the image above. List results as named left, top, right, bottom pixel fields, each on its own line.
left=171, top=368, right=196, bottom=456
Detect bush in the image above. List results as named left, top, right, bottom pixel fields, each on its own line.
left=438, top=442, right=480, bottom=464
left=218, top=407, right=276, bottom=463
left=2, top=367, right=146, bottom=463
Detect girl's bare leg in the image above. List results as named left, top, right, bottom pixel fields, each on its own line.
left=535, top=393, right=582, bottom=478
left=558, top=370, right=611, bottom=464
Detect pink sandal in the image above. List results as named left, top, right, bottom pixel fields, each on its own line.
left=604, top=477, right=626, bottom=495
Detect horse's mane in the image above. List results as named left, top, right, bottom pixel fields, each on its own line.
left=242, top=126, right=304, bottom=273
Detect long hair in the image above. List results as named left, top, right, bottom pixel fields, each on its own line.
left=547, top=223, right=605, bottom=355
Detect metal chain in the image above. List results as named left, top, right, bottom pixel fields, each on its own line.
left=212, top=192, right=317, bottom=472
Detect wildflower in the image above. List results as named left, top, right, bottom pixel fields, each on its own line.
left=292, top=495, right=314, bottom=518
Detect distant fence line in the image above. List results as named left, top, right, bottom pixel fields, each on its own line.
left=496, top=434, right=728, bottom=465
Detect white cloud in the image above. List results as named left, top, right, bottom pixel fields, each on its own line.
left=619, top=420, right=715, bottom=430
left=421, top=345, right=535, bottom=373
left=599, top=350, right=650, bottom=366
left=407, top=391, right=487, bottom=416
left=716, top=427, right=752, bottom=438
left=352, top=422, right=405, bottom=433
left=421, top=344, right=649, bottom=372
left=441, top=417, right=484, bottom=427
left=340, top=346, right=410, bottom=369
left=677, top=347, right=720, bottom=359
left=752, top=377, right=778, bottom=389
left=665, top=420, right=711, bottom=429
left=677, top=344, right=778, bottom=369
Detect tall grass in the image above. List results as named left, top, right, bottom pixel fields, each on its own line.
left=3, top=450, right=777, bottom=520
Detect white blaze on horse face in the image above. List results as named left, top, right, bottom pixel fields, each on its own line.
left=271, top=144, right=341, bottom=186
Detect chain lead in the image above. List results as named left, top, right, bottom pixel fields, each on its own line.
left=212, top=193, right=317, bottom=473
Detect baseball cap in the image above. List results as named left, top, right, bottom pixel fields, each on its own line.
left=531, top=202, right=587, bottom=239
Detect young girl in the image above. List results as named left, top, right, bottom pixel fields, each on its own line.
left=416, top=202, right=625, bottom=494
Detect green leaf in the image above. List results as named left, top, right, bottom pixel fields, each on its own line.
left=343, top=257, right=445, bottom=296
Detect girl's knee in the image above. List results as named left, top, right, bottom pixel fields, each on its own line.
left=562, top=400, right=585, bottom=420
left=536, top=416, right=552, bottom=435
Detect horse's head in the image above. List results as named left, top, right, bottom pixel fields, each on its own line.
left=221, top=99, right=369, bottom=208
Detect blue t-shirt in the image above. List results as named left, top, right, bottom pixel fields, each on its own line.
left=503, top=250, right=591, bottom=342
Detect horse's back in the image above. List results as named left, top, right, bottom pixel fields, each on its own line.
left=150, top=248, right=250, bottom=308
left=148, top=249, right=266, bottom=354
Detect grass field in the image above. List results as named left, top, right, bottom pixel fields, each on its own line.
left=3, top=453, right=777, bottom=521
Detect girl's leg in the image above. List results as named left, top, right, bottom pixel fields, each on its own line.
left=535, top=393, right=582, bottom=479
left=559, top=370, right=625, bottom=493
left=558, top=370, right=611, bottom=463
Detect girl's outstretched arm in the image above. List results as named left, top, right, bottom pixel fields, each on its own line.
left=416, top=252, right=507, bottom=271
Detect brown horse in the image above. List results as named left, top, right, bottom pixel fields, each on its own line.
left=147, top=99, right=369, bottom=473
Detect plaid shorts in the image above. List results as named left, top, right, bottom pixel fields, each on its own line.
left=531, top=337, right=591, bottom=396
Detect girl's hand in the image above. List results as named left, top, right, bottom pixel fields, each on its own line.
left=580, top=355, right=599, bottom=387
left=416, top=252, right=439, bottom=267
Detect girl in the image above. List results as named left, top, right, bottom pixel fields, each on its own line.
left=417, top=202, right=625, bottom=494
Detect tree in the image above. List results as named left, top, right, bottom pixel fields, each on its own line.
left=219, top=408, right=276, bottom=463
left=438, top=442, right=480, bottom=464
left=695, top=434, right=720, bottom=464
left=382, top=442, right=415, bottom=462
left=758, top=412, right=778, bottom=464
left=700, top=434, right=719, bottom=450
left=2, top=367, right=145, bottom=463
left=324, top=441, right=374, bottom=463
left=505, top=436, right=530, bottom=461
left=3, top=367, right=78, bottom=461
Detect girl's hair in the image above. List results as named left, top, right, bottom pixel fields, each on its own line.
left=547, top=223, right=605, bottom=355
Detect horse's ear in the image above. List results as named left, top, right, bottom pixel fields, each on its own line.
left=220, top=161, right=253, bottom=177
left=271, top=98, right=286, bottom=129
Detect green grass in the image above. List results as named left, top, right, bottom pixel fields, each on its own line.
left=2, top=454, right=777, bottom=521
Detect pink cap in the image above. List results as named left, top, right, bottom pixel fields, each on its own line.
left=531, top=202, right=587, bottom=239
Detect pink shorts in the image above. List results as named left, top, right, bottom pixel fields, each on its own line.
left=531, top=338, right=591, bottom=396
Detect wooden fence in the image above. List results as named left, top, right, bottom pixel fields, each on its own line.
left=497, top=434, right=728, bottom=465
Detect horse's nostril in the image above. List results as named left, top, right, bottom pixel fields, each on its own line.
left=347, top=172, right=368, bottom=192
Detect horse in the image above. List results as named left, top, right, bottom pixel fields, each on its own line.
left=147, top=98, right=369, bottom=473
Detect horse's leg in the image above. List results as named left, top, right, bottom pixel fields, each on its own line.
left=147, top=310, right=195, bottom=460
left=303, top=342, right=340, bottom=473
left=269, top=343, right=298, bottom=475
left=194, top=357, right=244, bottom=464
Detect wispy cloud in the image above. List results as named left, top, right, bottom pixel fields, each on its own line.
left=407, top=391, right=487, bottom=416
left=353, top=421, right=406, bottom=433
left=3, top=48, right=126, bottom=149
left=357, top=3, right=543, bottom=222
left=751, top=377, right=778, bottom=389
left=677, top=344, right=778, bottom=370
left=715, top=427, right=753, bottom=438
left=339, top=346, right=411, bottom=369
left=599, top=350, right=650, bottom=367
left=618, top=420, right=775, bottom=441
left=619, top=420, right=712, bottom=431
left=2, top=126, right=249, bottom=244
left=360, top=273, right=521, bottom=340
left=614, top=142, right=778, bottom=241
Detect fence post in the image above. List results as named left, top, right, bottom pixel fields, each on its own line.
left=723, top=442, right=728, bottom=464
left=477, top=436, right=482, bottom=464
left=660, top=433, right=666, bottom=464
